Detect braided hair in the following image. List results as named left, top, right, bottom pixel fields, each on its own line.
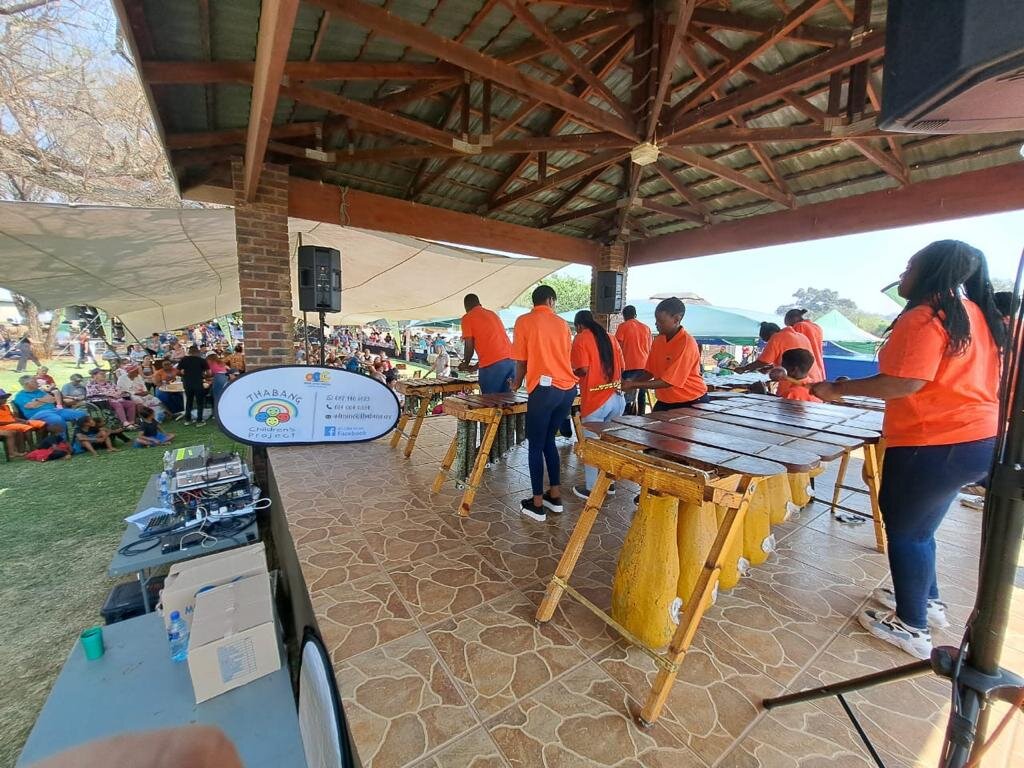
left=574, top=310, right=616, bottom=380
left=896, top=240, right=1007, bottom=354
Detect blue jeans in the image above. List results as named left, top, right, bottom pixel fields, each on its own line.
left=622, top=369, right=648, bottom=415
left=478, top=359, right=515, bottom=394
left=582, top=393, right=626, bottom=490
left=211, top=373, right=229, bottom=405
left=526, top=385, right=578, bottom=496
left=35, top=407, right=86, bottom=426
left=880, top=438, right=994, bottom=628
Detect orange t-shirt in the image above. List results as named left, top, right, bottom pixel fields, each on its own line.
left=758, top=327, right=824, bottom=382
left=644, top=328, right=708, bottom=404
left=571, top=329, right=624, bottom=416
left=777, top=378, right=823, bottom=403
left=615, top=318, right=653, bottom=371
left=878, top=299, right=999, bottom=447
left=460, top=305, right=512, bottom=368
left=792, top=319, right=825, bottom=377
left=511, top=305, right=575, bottom=392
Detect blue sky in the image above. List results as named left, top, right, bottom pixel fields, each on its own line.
left=556, top=208, right=1024, bottom=316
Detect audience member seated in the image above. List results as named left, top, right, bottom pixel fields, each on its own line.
left=134, top=405, right=174, bottom=447
left=223, top=344, right=246, bottom=375
left=0, top=388, right=46, bottom=457
left=60, top=373, right=88, bottom=408
left=36, top=366, right=57, bottom=389
left=25, top=423, right=73, bottom=461
left=117, top=363, right=165, bottom=415
left=86, top=368, right=137, bottom=428
left=140, top=355, right=157, bottom=391
left=74, top=415, right=119, bottom=454
left=13, top=376, right=86, bottom=427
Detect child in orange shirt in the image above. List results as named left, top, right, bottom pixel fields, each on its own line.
left=769, top=349, right=823, bottom=403
left=0, top=388, right=46, bottom=457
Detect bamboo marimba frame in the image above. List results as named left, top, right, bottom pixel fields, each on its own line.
left=390, top=376, right=478, bottom=458
left=433, top=392, right=583, bottom=516
left=535, top=437, right=761, bottom=728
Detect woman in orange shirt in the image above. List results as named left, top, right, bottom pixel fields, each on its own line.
left=570, top=310, right=625, bottom=499
left=735, top=322, right=823, bottom=381
left=784, top=308, right=826, bottom=378
left=813, top=240, right=1005, bottom=660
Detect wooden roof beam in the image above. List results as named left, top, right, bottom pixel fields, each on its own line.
left=670, top=0, right=832, bottom=121
left=691, top=7, right=847, bottom=47
left=314, top=0, right=638, bottom=138
left=242, top=0, right=300, bottom=201
left=666, top=120, right=904, bottom=145
left=489, top=148, right=629, bottom=211
left=630, top=163, right=1024, bottom=266
left=167, top=122, right=322, bottom=150
left=662, top=146, right=792, bottom=208
left=534, top=0, right=636, bottom=10
left=142, top=61, right=463, bottom=84
left=645, top=1, right=697, bottom=142
left=665, top=28, right=885, bottom=139
left=545, top=198, right=627, bottom=228
left=502, top=0, right=631, bottom=121
left=638, top=199, right=705, bottom=226
left=541, top=165, right=610, bottom=225
left=651, top=161, right=711, bottom=218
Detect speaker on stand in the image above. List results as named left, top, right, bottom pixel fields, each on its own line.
left=298, top=245, right=341, bottom=366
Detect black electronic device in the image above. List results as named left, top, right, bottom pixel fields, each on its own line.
left=298, top=245, right=342, bottom=312
left=593, top=270, right=624, bottom=314
left=880, top=0, right=1024, bottom=133
left=142, top=512, right=190, bottom=538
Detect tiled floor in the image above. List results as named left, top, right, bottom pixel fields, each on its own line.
left=270, top=416, right=1024, bottom=768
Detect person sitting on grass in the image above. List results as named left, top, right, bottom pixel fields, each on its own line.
left=95, top=415, right=132, bottom=446
left=134, top=406, right=174, bottom=448
left=24, top=422, right=73, bottom=461
left=0, top=388, right=46, bottom=457
left=768, top=348, right=823, bottom=403
left=74, top=415, right=119, bottom=455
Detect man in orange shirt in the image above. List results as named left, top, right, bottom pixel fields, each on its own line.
left=615, top=305, right=653, bottom=416
left=510, top=285, right=578, bottom=522
left=784, top=308, right=826, bottom=378
left=458, top=294, right=514, bottom=394
left=735, top=322, right=824, bottom=381
left=621, top=297, right=708, bottom=412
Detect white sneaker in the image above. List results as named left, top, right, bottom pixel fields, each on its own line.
left=871, top=587, right=951, bottom=629
left=859, top=607, right=933, bottom=660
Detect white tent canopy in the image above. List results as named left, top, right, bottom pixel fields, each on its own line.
left=0, top=201, right=564, bottom=333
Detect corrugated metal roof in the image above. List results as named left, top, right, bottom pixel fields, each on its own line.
left=124, top=0, right=1024, bottom=250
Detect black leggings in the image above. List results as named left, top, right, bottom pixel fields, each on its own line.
left=525, top=385, right=578, bottom=496
left=184, top=384, right=206, bottom=421
left=652, top=393, right=710, bottom=412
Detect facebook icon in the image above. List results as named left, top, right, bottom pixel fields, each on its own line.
left=323, top=426, right=336, bottom=437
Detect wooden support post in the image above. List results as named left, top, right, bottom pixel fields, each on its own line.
left=846, top=0, right=872, bottom=122
left=536, top=470, right=613, bottom=623
left=828, top=450, right=850, bottom=516
left=459, top=413, right=502, bottom=516
left=638, top=477, right=756, bottom=727
left=433, top=431, right=461, bottom=493
left=538, top=151, right=547, bottom=182
left=390, top=408, right=411, bottom=449
left=460, top=76, right=472, bottom=139
left=403, top=396, right=432, bottom=459
left=481, top=79, right=493, bottom=137
left=862, top=442, right=887, bottom=553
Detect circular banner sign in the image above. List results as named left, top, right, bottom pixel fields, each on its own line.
left=215, top=366, right=400, bottom=446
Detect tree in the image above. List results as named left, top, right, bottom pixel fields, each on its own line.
left=514, top=274, right=592, bottom=313
left=776, top=287, right=858, bottom=318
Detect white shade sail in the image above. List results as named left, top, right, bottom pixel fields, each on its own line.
left=0, top=201, right=564, bottom=333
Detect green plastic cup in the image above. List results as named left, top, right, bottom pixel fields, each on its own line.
left=80, top=626, right=104, bottom=661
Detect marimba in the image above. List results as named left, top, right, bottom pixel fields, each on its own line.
left=390, top=375, right=478, bottom=458
left=702, top=371, right=770, bottom=391
left=535, top=396, right=883, bottom=727
left=433, top=392, right=582, bottom=516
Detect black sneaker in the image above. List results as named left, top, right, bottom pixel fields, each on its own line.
left=520, top=498, right=546, bottom=522
left=572, top=485, right=590, bottom=500
left=542, top=491, right=564, bottom=513
left=607, top=483, right=617, bottom=496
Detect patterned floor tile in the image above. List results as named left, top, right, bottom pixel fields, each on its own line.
left=773, top=527, right=889, bottom=589
left=486, top=662, right=706, bottom=767
left=362, top=513, right=467, bottom=568
left=297, top=523, right=381, bottom=590
left=596, top=637, right=782, bottom=765
left=520, top=575, right=621, bottom=659
left=334, top=632, right=476, bottom=768
left=411, top=728, right=509, bottom=768
left=388, top=546, right=516, bottom=624
left=316, top=569, right=419, bottom=663
left=427, top=592, right=588, bottom=718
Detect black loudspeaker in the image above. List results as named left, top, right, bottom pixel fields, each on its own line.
left=880, top=0, right=1024, bottom=133
left=593, top=270, right=624, bottom=314
left=298, top=246, right=342, bottom=312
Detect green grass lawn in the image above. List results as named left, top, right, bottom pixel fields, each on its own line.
left=0, top=413, right=244, bottom=768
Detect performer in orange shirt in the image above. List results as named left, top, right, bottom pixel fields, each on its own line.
left=620, top=297, right=708, bottom=412
left=768, top=349, right=823, bottom=403
left=735, top=322, right=824, bottom=381
left=458, top=294, right=514, bottom=393
left=615, top=305, right=653, bottom=415
left=813, top=240, right=1005, bottom=660
left=510, top=285, right=578, bottom=522
left=784, top=308, right=826, bottom=378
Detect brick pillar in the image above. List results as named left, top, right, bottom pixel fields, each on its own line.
left=232, top=160, right=293, bottom=370
left=591, top=242, right=628, bottom=332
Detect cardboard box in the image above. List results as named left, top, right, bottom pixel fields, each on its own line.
left=187, top=572, right=281, bottom=703
left=158, top=542, right=267, bottom=632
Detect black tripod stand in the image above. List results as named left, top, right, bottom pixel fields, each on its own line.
left=764, top=286, right=1024, bottom=767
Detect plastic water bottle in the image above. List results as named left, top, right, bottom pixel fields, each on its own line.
left=159, top=471, right=170, bottom=508
left=163, top=450, right=174, bottom=472
left=167, top=611, right=189, bottom=663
